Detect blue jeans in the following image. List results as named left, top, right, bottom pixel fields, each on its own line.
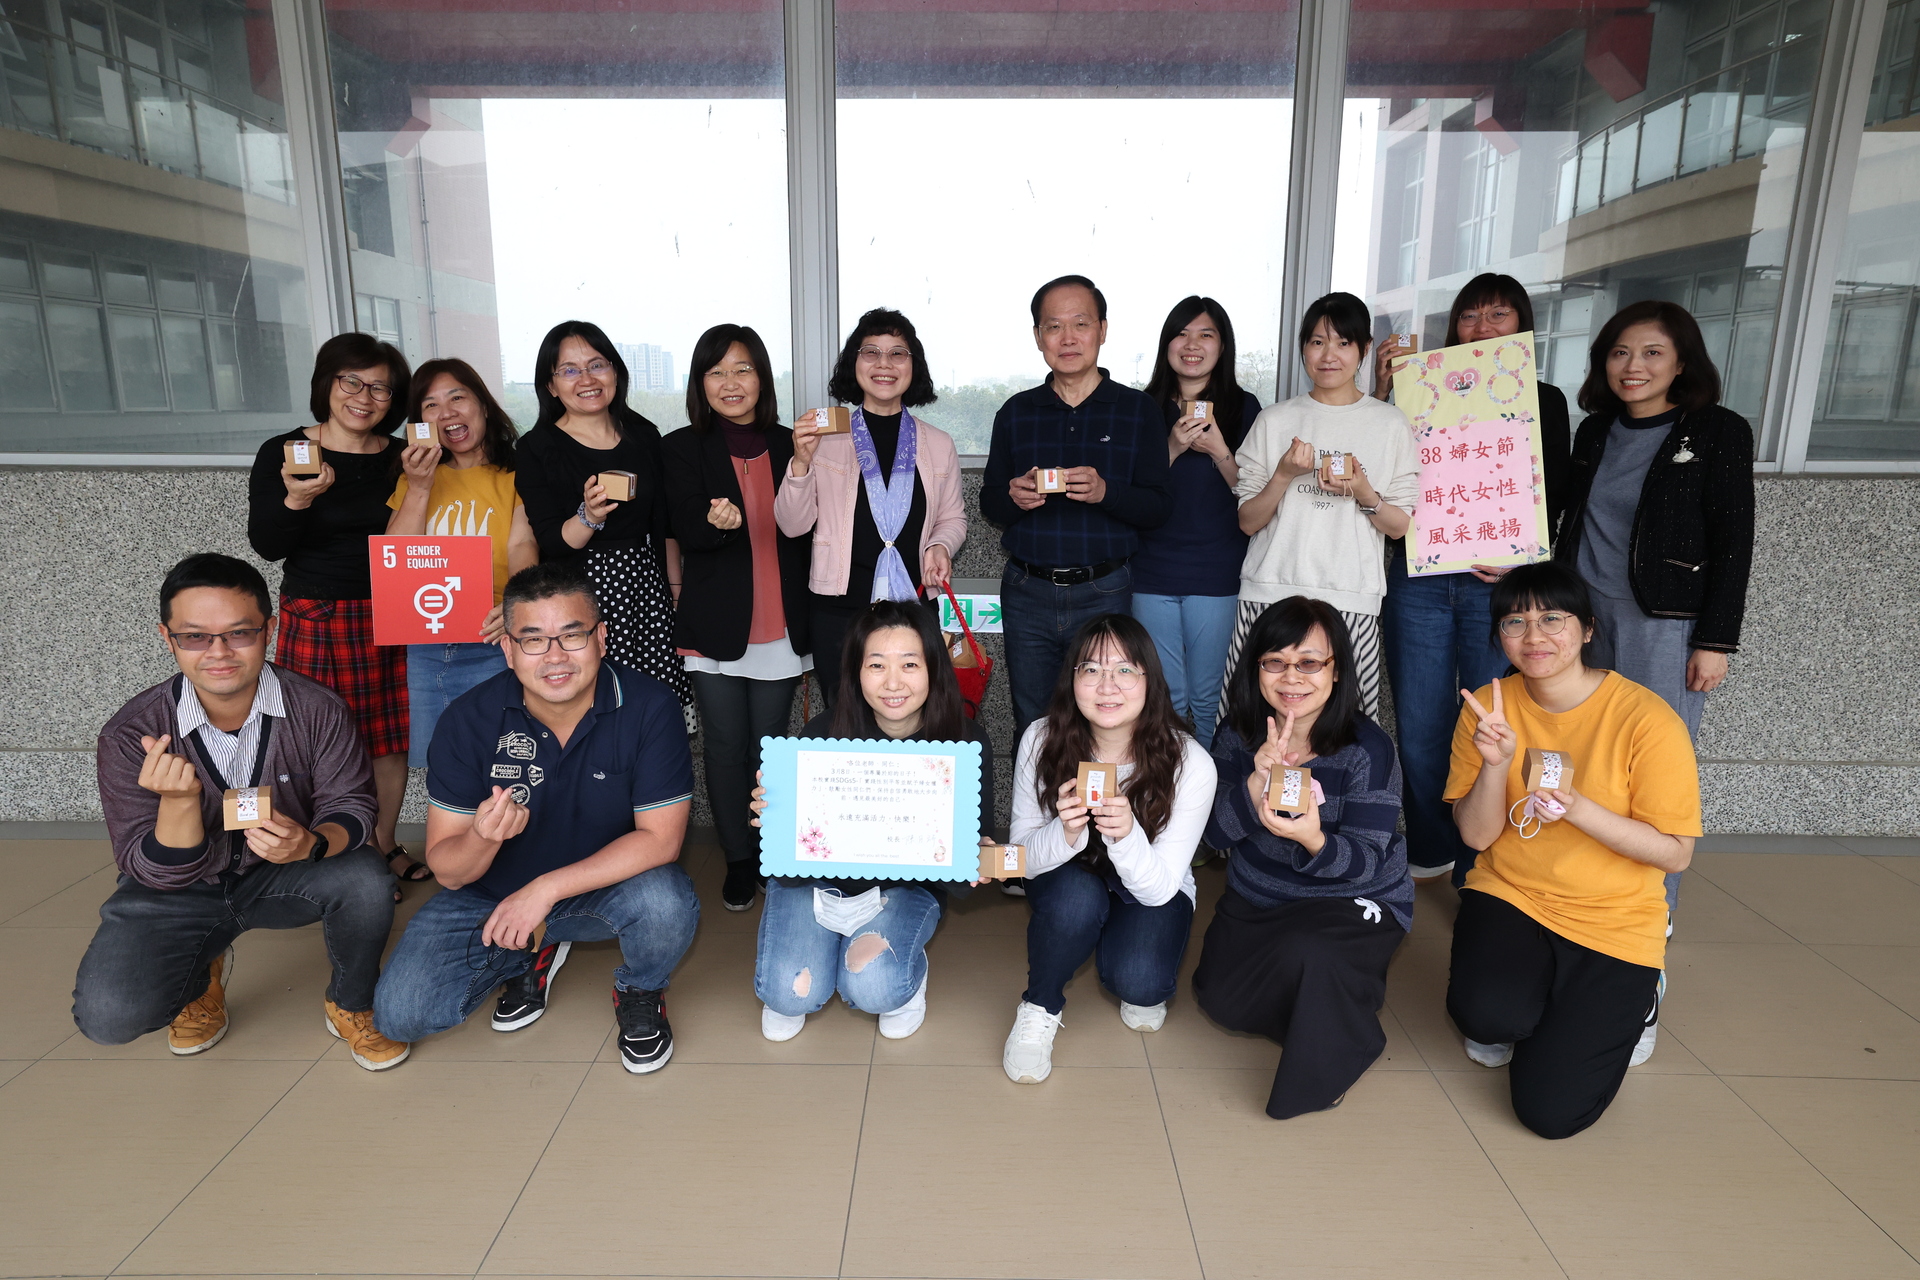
left=1130, top=592, right=1238, bottom=748
left=1380, top=546, right=1508, bottom=881
left=1001, top=560, right=1133, bottom=734
left=1022, top=860, right=1193, bottom=1015
left=373, top=864, right=699, bottom=1042
left=407, top=641, right=508, bottom=768
left=754, top=878, right=941, bottom=1016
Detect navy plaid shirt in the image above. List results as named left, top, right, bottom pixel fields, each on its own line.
left=980, top=372, right=1172, bottom=568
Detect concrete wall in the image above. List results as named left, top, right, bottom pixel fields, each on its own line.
left=2, top=465, right=1915, bottom=835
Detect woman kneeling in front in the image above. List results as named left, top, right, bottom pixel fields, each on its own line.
left=1004, top=614, right=1213, bottom=1084
left=1445, top=561, right=1700, bottom=1140
left=750, top=601, right=993, bottom=1041
left=1192, top=596, right=1411, bottom=1118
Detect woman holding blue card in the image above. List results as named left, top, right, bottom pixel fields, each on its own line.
left=748, top=601, right=993, bottom=1041
left=1002, top=615, right=1214, bottom=1085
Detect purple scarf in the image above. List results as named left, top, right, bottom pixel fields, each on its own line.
left=851, top=406, right=919, bottom=603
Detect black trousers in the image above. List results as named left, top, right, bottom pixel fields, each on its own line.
left=689, top=670, right=801, bottom=864
left=72, top=848, right=394, bottom=1044
left=1192, top=888, right=1406, bottom=1119
left=1446, top=889, right=1660, bottom=1140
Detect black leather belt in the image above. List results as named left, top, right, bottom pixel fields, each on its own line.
left=1010, top=557, right=1127, bottom=586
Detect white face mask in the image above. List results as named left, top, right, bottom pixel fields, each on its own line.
left=812, top=885, right=888, bottom=936
left=1508, top=793, right=1566, bottom=839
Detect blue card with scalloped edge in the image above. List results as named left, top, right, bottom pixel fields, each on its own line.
left=757, top=736, right=983, bottom=882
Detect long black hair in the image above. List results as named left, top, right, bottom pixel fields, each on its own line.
left=829, top=601, right=967, bottom=741
left=1143, top=295, right=1251, bottom=446
left=827, top=308, right=938, bottom=408
left=407, top=358, right=519, bottom=470
left=531, top=320, right=661, bottom=440
left=1033, top=614, right=1189, bottom=844
left=1222, top=597, right=1363, bottom=760
left=685, top=323, right=780, bottom=433
left=1578, top=299, right=1722, bottom=417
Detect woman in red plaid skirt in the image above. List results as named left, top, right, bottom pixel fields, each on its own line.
left=248, top=333, right=424, bottom=892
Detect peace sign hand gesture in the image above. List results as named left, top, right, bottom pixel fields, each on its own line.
left=1244, top=713, right=1298, bottom=816
left=1461, top=681, right=1517, bottom=769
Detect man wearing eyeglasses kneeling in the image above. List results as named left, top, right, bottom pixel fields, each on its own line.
left=77, top=554, right=408, bottom=1068
left=373, top=563, right=699, bottom=1072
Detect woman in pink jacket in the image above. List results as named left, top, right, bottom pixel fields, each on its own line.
left=776, top=308, right=968, bottom=702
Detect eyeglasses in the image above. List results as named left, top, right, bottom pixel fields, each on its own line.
left=857, top=346, right=911, bottom=365
left=1498, top=612, right=1572, bottom=637
left=507, top=630, right=595, bottom=655
left=555, top=359, right=613, bottom=382
left=1458, top=307, right=1516, bottom=328
left=335, top=373, right=393, bottom=402
left=1258, top=656, right=1331, bottom=676
left=1073, top=662, right=1143, bottom=690
left=167, top=627, right=266, bottom=651
left=704, top=364, right=757, bottom=379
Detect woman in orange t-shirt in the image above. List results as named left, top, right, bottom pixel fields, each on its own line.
left=1444, top=561, right=1700, bottom=1140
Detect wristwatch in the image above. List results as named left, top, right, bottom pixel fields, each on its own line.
left=1356, top=500, right=1381, bottom=516
left=307, top=831, right=330, bottom=862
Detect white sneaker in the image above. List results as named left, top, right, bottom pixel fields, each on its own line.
left=1003, top=1000, right=1063, bottom=1083
left=1630, top=970, right=1667, bottom=1067
left=1464, top=1037, right=1514, bottom=1068
left=1409, top=860, right=1456, bottom=881
left=1120, top=1000, right=1166, bottom=1032
left=878, top=972, right=928, bottom=1040
left=761, top=1005, right=806, bottom=1042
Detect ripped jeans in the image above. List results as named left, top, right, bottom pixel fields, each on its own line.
left=754, top=878, right=941, bottom=1017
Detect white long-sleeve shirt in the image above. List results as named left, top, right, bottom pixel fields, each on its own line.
left=1010, top=722, right=1214, bottom=906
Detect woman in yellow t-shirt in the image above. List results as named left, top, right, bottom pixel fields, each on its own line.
left=1443, top=561, right=1700, bottom=1140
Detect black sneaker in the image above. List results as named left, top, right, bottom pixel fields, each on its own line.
left=722, top=859, right=761, bottom=912
left=492, top=940, right=572, bottom=1032
left=613, top=985, right=673, bottom=1074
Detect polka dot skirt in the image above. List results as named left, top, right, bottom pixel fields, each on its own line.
left=586, top=541, right=694, bottom=719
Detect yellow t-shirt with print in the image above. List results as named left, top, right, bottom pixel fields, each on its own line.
left=1444, top=671, right=1702, bottom=970
left=387, top=465, right=521, bottom=605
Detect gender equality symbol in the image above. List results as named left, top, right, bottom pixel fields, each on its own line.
left=414, top=577, right=463, bottom=633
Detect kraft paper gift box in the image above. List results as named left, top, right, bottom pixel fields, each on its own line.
left=1179, top=399, right=1213, bottom=424
left=810, top=406, right=852, bottom=434
left=1036, top=468, right=1070, bottom=493
left=1522, top=748, right=1575, bottom=793
left=222, top=785, right=272, bottom=831
left=977, top=843, right=1028, bottom=880
left=597, top=470, right=639, bottom=502
left=283, top=439, right=323, bottom=476
left=1318, top=451, right=1359, bottom=486
left=1077, top=762, right=1112, bottom=807
left=407, top=420, right=441, bottom=446
left=1265, top=766, right=1314, bottom=817
left=947, top=632, right=979, bottom=668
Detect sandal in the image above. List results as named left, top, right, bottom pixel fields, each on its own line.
left=385, top=846, right=433, bottom=900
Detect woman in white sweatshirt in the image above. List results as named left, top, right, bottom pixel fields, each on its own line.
left=1002, top=614, right=1215, bottom=1085
left=1228, top=292, right=1419, bottom=717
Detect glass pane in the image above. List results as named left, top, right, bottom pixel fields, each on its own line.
left=324, top=0, right=791, bottom=429
left=210, top=319, right=245, bottom=409
left=1333, top=0, right=1830, bottom=457
left=156, top=267, right=199, bottom=311
left=2, top=27, right=59, bottom=136
left=110, top=310, right=169, bottom=409
left=836, top=0, right=1298, bottom=450
left=0, top=301, right=58, bottom=410
left=161, top=313, right=214, bottom=410
left=41, top=249, right=98, bottom=299
left=0, top=242, right=32, bottom=293
left=104, top=259, right=153, bottom=306
left=45, top=302, right=115, bottom=410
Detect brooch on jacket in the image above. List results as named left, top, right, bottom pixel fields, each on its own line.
left=1671, top=437, right=1695, bottom=464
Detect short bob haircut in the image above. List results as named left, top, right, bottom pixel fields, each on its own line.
left=826, top=308, right=938, bottom=409
left=160, top=552, right=272, bottom=625
left=1487, top=561, right=1597, bottom=652
left=1578, top=299, right=1723, bottom=417
left=1030, top=274, right=1108, bottom=326
left=829, top=600, right=967, bottom=742
left=1142, top=296, right=1252, bottom=446
left=531, top=320, right=660, bottom=440
left=1445, top=273, right=1536, bottom=345
left=501, top=561, right=602, bottom=631
left=1297, top=291, right=1373, bottom=356
left=308, top=332, right=411, bottom=434
left=407, top=357, right=519, bottom=470
left=1222, top=596, right=1364, bottom=760
left=685, top=323, right=781, bottom=432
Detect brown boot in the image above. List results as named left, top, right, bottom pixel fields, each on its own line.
left=324, top=1000, right=410, bottom=1071
left=169, top=947, right=235, bottom=1056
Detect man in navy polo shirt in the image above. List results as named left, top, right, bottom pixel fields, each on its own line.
left=374, top=563, right=700, bottom=1073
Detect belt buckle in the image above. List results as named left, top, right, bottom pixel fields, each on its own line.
left=1051, top=566, right=1085, bottom=586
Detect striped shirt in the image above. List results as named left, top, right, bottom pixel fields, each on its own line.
left=175, top=664, right=286, bottom=787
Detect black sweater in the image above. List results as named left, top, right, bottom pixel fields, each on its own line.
left=1554, top=402, right=1755, bottom=652
left=247, top=429, right=404, bottom=599
left=515, top=419, right=670, bottom=561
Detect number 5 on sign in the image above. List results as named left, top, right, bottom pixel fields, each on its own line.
left=368, top=535, right=495, bottom=646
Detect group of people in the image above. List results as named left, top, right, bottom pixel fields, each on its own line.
left=72, top=270, right=1753, bottom=1141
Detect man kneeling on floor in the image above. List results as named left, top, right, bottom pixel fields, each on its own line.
left=373, top=563, right=699, bottom=1072
left=76, top=553, right=407, bottom=1069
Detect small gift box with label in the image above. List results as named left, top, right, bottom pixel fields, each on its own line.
left=1265, top=766, right=1314, bottom=817
left=947, top=632, right=979, bottom=668
left=810, top=406, right=852, bottom=434
left=1318, top=451, right=1358, bottom=487
left=283, top=439, right=323, bottom=477
left=222, top=785, right=273, bottom=831
left=1522, top=748, right=1574, bottom=793
left=1179, top=399, right=1212, bottom=424
left=1036, top=468, right=1069, bottom=494
left=1077, top=762, right=1111, bottom=807
left=977, top=843, right=1027, bottom=880
left=597, top=470, right=639, bottom=502
left=407, top=421, right=440, bottom=446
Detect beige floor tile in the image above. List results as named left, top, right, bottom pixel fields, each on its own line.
left=0, top=926, right=97, bottom=1058
left=119, top=1059, right=589, bottom=1276
left=680, top=841, right=763, bottom=935
left=0, top=841, right=114, bottom=924
left=0, top=1058, right=307, bottom=1276
left=0, top=1058, right=33, bottom=1088
left=1383, top=900, right=1459, bottom=1071
left=1663, top=942, right=1920, bottom=1078
left=1874, top=854, right=1920, bottom=886
left=1727, top=1076, right=1920, bottom=1256
left=399, top=938, right=621, bottom=1062
left=843, top=1064, right=1199, bottom=1280
left=1444, top=1069, right=1920, bottom=1279
left=931, top=879, right=1031, bottom=935
left=1158, top=1068, right=1562, bottom=1279
left=482, top=1061, right=868, bottom=1277
left=1688, top=852, right=1920, bottom=946
left=5, top=862, right=120, bottom=928
left=1669, top=869, right=1798, bottom=943
left=1810, top=944, right=1920, bottom=1020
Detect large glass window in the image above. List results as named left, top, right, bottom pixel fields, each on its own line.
left=1332, top=0, right=1830, bottom=449
left=1808, top=0, right=1920, bottom=460
left=835, top=0, right=1299, bottom=453
left=0, top=0, right=310, bottom=451
left=323, top=0, right=792, bottom=432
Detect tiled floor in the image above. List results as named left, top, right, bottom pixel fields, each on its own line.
left=3, top=837, right=1918, bottom=1279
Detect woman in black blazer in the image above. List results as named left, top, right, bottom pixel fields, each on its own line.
left=663, top=324, right=814, bottom=911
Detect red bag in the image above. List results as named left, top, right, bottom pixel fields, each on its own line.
left=937, top=579, right=993, bottom=719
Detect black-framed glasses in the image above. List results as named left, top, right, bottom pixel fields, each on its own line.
left=167, top=627, right=266, bottom=651
left=1258, top=656, right=1331, bottom=676
left=1498, top=612, right=1572, bottom=638
left=334, top=373, right=393, bottom=402
left=507, top=630, right=595, bottom=655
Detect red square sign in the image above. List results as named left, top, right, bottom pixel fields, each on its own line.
left=368, top=535, right=496, bottom=646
